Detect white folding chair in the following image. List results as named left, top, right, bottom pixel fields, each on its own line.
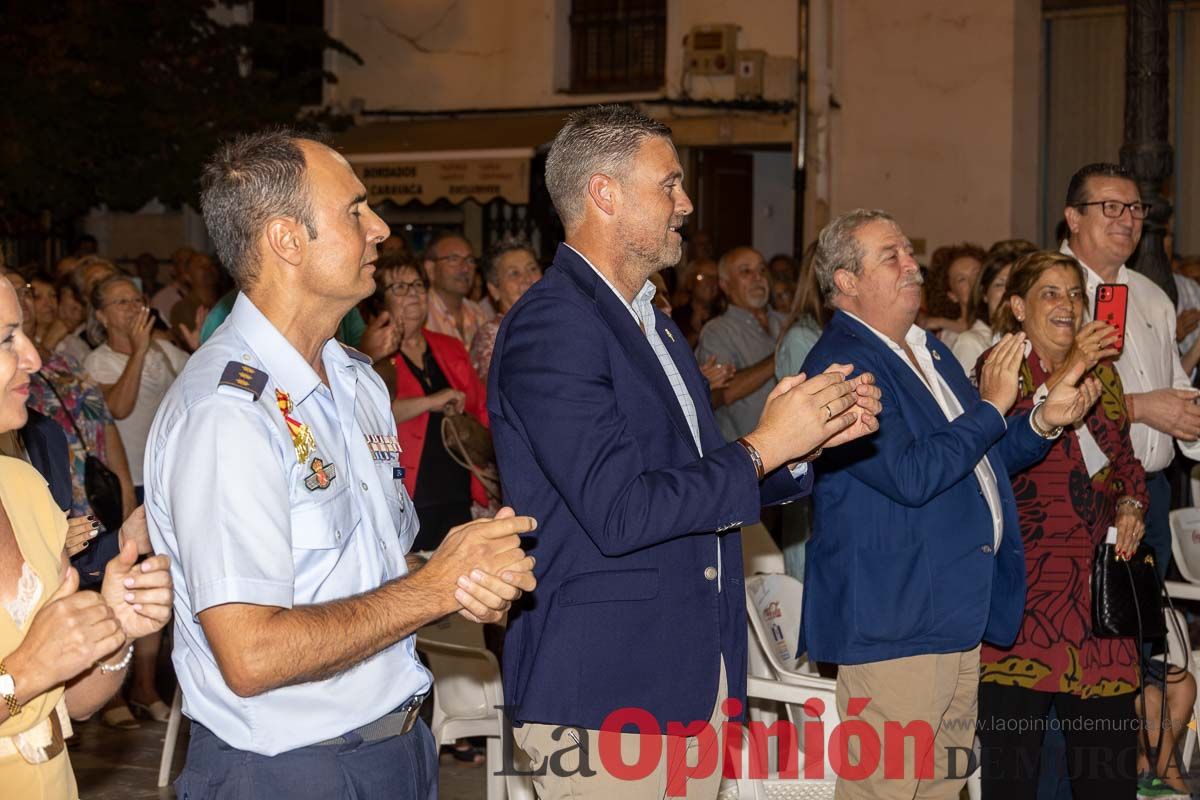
left=1161, top=608, right=1200, bottom=768
left=416, top=615, right=533, bottom=800
left=156, top=683, right=185, bottom=788
left=1167, top=508, right=1200, bottom=601
left=742, top=574, right=980, bottom=800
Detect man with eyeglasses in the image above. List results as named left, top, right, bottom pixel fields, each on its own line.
left=421, top=231, right=494, bottom=346
left=1061, top=162, right=1200, bottom=583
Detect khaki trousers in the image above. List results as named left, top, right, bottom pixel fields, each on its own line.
left=514, top=659, right=728, bottom=800
left=833, top=647, right=979, bottom=800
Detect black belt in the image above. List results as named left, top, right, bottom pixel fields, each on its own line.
left=314, top=693, right=427, bottom=746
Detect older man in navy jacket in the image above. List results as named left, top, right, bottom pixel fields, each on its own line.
left=489, top=106, right=882, bottom=799
left=801, top=210, right=1100, bottom=800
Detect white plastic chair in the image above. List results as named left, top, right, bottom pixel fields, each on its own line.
left=741, top=574, right=981, bottom=800
left=742, top=522, right=786, bottom=576
left=157, top=683, right=185, bottom=787
left=1167, top=508, right=1200, bottom=601
left=1161, top=608, right=1200, bottom=768
left=739, top=574, right=837, bottom=797
left=415, top=615, right=533, bottom=800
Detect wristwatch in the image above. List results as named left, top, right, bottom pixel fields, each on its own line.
left=0, top=660, right=21, bottom=717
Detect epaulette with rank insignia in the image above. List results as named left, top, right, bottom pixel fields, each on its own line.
left=340, top=342, right=372, bottom=365
left=218, top=361, right=268, bottom=400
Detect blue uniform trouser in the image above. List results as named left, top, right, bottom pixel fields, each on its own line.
left=175, top=718, right=438, bottom=799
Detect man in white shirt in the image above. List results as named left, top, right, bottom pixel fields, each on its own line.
left=1060, top=162, right=1200, bottom=577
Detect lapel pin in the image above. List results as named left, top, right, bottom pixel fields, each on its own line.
left=931, top=350, right=941, bottom=361
left=664, top=328, right=675, bottom=343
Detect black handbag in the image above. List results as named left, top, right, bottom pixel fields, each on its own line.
left=1091, top=542, right=1166, bottom=639
left=34, top=373, right=125, bottom=534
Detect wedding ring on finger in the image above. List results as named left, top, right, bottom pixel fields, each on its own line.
left=824, top=404, right=832, bottom=421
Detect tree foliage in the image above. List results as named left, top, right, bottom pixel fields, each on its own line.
left=0, top=0, right=360, bottom=219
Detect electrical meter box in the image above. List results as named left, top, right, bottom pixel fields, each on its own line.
left=685, top=24, right=739, bottom=75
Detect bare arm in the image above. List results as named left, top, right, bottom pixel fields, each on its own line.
left=63, top=646, right=131, bottom=720
left=392, top=389, right=463, bottom=424
left=3, top=559, right=127, bottom=724
left=198, top=513, right=535, bottom=698
left=97, top=350, right=147, bottom=420
left=713, top=354, right=776, bottom=408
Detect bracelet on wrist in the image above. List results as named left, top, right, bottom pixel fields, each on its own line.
left=0, top=659, right=22, bottom=717
left=98, top=644, right=134, bottom=675
left=736, top=437, right=765, bottom=480
left=1030, top=401, right=1064, bottom=440
left=798, top=447, right=823, bottom=464
left=1116, top=496, right=1145, bottom=512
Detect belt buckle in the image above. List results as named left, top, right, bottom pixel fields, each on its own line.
left=398, top=693, right=427, bottom=735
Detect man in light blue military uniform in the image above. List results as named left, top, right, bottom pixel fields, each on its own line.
left=145, top=129, right=537, bottom=799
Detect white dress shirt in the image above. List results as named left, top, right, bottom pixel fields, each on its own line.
left=842, top=310, right=1006, bottom=552
left=1062, top=241, right=1200, bottom=469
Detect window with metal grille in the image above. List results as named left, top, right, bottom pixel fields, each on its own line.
left=253, top=0, right=326, bottom=107
left=569, top=0, right=667, bottom=93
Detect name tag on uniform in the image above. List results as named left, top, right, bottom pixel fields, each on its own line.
left=366, top=434, right=401, bottom=462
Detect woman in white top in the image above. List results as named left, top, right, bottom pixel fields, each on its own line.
left=83, top=276, right=187, bottom=496
left=82, top=274, right=186, bottom=727
left=951, top=239, right=1039, bottom=380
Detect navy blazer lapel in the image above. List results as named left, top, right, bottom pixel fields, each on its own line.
left=831, top=312, right=946, bottom=425
left=928, top=333, right=978, bottom=411
left=553, top=245, right=700, bottom=453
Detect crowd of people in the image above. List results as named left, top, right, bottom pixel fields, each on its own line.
left=1, top=105, right=1200, bottom=800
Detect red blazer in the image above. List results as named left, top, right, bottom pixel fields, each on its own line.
left=393, top=329, right=490, bottom=508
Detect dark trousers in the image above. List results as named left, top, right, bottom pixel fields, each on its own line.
left=175, top=719, right=438, bottom=800
left=1145, top=470, right=1172, bottom=581
left=978, top=683, right=1137, bottom=800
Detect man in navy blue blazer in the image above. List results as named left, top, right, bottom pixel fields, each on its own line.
left=489, top=106, right=883, bottom=799
left=800, top=210, right=1100, bottom=799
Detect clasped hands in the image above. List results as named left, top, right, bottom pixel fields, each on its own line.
left=420, top=507, right=538, bottom=624
left=9, top=507, right=171, bottom=698
left=745, top=363, right=883, bottom=472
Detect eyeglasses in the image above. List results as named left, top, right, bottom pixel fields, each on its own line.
left=383, top=280, right=428, bottom=297
left=432, top=254, right=477, bottom=268
left=103, top=297, right=144, bottom=310
left=1074, top=200, right=1151, bottom=220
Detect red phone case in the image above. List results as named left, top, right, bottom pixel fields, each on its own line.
left=1093, top=283, right=1128, bottom=352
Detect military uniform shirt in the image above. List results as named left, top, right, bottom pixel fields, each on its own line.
left=145, top=293, right=428, bottom=756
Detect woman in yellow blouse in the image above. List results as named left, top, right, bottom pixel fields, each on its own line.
left=0, top=275, right=174, bottom=798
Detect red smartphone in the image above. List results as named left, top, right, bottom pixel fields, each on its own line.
left=1093, top=283, right=1128, bottom=353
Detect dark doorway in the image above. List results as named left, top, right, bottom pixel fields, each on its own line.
left=695, top=148, right=754, bottom=261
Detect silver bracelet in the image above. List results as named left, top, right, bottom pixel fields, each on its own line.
left=1116, top=496, right=1145, bottom=512
left=97, top=644, right=134, bottom=675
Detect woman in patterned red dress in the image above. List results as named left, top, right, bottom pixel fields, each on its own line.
left=976, top=250, right=1145, bottom=799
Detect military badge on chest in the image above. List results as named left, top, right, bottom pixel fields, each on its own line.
left=304, top=458, right=337, bottom=491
